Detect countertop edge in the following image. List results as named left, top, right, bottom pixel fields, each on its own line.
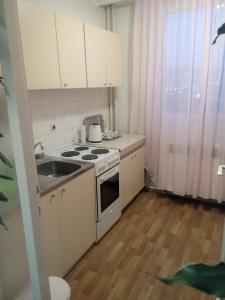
left=120, top=138, right=145, bottom=158
left=88, top=134, right=146, bottom=158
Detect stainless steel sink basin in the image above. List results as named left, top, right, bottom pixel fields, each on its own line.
left=37, top=161, right=81, bottom=178
left=36, top=156, right=94, bottom=196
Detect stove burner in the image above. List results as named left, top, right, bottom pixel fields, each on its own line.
left=61, top=151, right=80, bottom=157
left=82, top=154, right=98, bottom=161
left=91, top=149, right=109, bottom=155
left=75, top=146, right=89, bottom=151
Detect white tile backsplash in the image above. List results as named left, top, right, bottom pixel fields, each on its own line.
left=29, top=88, right=109, bottom=153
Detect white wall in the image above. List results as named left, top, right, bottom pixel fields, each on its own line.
left=30, top=88, right=109, bottom=153
left=114, top=4, right=134, bottom=133
left=23, top=0, right=110, bottom=152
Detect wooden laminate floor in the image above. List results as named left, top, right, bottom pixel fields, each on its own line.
left=65, top=192, right=225, bottom=300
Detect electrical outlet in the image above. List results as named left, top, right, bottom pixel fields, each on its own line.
left=50, top=124, right=56, bottom=132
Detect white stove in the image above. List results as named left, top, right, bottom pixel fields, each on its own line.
left=52, top=144, right=121, bottom=242
left=53, top=144, right=120, bottom=176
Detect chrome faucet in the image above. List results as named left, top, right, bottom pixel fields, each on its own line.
left=34, top=142, right=44, bottom=151
left=34, top=142, right=44, bottom=159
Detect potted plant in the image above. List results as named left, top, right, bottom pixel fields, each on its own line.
left=149, top=261, right=225, bottom=298
left=0, top=131, right=13, bottom=230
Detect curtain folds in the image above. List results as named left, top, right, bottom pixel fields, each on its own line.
left=130, top=0, right=225, bottom=201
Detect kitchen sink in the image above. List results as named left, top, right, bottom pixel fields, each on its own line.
left=37, top=161, right=81, bottom=178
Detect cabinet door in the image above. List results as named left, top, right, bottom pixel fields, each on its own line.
left=40, top=191, right=62, bottom=276
left=106, top=31, right=123, bottom=87
left=120, top=146, right=145, bottom=209
left=58, top=169, right=96, bottom=274
left=84, top=24, right=107, bottom=87
left=18, top=1, right=61, bottom=89
left=55, top=14, right=87, bottom=88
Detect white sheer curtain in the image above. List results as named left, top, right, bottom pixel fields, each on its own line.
left=130, top=0, right=225, bottom=201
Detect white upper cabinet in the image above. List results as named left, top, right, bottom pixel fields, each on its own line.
left=106, top=31, right=123, bottom=87
left=18, top=1, right=61, bottom=90
left=84, top=24, right=107, bottom=88
left=85, top=23, right=123, bottom=88
left=55, top=13, right=87, bottom=89
left=18, top=1, right=123, bottom=90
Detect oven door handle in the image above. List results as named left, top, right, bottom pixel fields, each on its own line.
left=99, top=167, right=119, bottom=184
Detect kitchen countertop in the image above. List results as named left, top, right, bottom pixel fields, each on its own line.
left=89, top=133, right=145, bottom=158
left=37, top=156, right=94, bottom=196
left=37, top=134, right=145, bottom=196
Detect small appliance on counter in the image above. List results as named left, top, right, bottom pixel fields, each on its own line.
left=88, top=124, right=102, bottom=143
left=83, top=114, right=104, bottom=133
left=102, top=131, right=121, bottom=140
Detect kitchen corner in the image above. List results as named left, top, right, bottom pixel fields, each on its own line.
left=36, top=132, right=146, bottom=278
left=2, top=1, right=146, bottom=298
left=2, top=0, right=225, bottom=299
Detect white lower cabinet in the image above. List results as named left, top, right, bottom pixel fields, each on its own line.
left=40, top=169, right=96, bottom=277
left=120, top=146, right=145, bottom=209
left=59, top=170, right=96, bottom=274
left=40, top=190, right=62, bottom=276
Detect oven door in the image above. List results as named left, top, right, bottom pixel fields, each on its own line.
left=97, top=165, right=120, bottom=221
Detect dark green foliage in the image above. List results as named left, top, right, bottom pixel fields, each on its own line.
left=150, top=262, right=225, bottom=298
left=0, top=174, right=13, bottom=180
left=212, top=23, right=225, bottom=45
left=0, top=151, right=13, bottom=168
left=0, top=132, right=11, bottom=230
left=0, top=191, right=8, bottom=202
left=0, top=216, right=8, bottom=231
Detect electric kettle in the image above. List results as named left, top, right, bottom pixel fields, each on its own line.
left=88, top=124, right=102, bottom=143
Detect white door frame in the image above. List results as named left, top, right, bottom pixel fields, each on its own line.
left=0, top=1, right=50, bottom=299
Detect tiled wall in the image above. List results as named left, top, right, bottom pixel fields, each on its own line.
left=30, top=88, right=109, bottom=153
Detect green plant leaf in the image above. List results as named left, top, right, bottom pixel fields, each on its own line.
left=0, top=191, right=8, bottom=202
left=0, top=151, right=13, bottom=168
left=0, top=174, right=13, bottom=180
left=0, top=216, right=8, bottom=231
left=149, top=262, right=225, bottom=297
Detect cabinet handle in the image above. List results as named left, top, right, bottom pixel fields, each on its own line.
left=64, top=83, right=68, bottom=87
left=131, top=154, right=137, bottom=160
left=50, top=194, right=56, bottom=204
left=61, top=188, right=66, bottom=196
left=104, top=83, right=107, bottom=86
